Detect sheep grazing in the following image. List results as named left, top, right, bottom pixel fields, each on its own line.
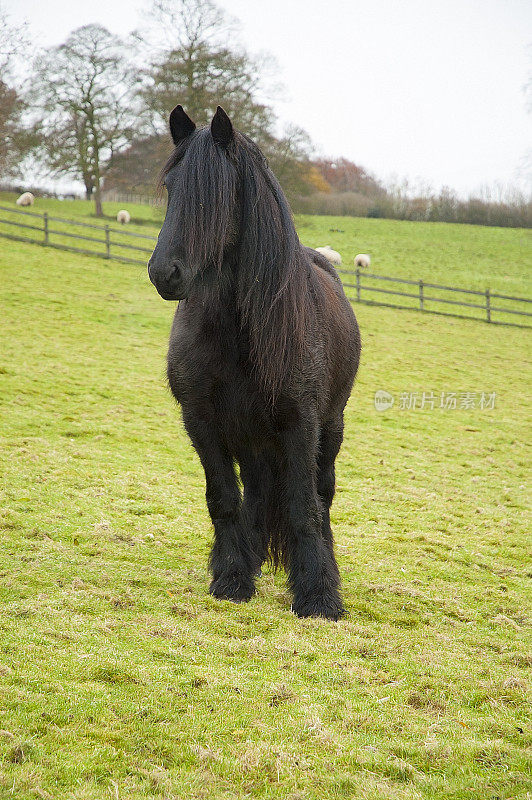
left=16, top=192, right=35, bottom=207
left=116, top=210, right=131, bottom=224
left=315, top=245, right=342, bottom=266
left=354, top=253, right=371, bottom=268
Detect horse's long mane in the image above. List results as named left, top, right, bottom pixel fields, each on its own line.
left=160, top=128, right=319, bottom=400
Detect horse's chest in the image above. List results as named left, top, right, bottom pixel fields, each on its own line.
left=169, top=315, right=274, bottom=442
left=200, top=369, right=275, bottom=454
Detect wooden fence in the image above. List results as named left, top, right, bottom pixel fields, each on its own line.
left=101, top=191, right=156, bottom=206
left=1, top=204, right=530, bottom=328
left=337, top=269, right=531, bottom=327
left=0, top=204, right=156, bottom=265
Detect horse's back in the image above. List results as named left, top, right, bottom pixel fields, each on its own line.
left=306, top=249, right=361, bottom=418
left=304, top=246, right=342, bottom=283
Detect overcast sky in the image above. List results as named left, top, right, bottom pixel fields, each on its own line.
left=5, top=0, right=532, bottom=195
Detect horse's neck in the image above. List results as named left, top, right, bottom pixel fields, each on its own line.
left=193, top=263, right=243, bottom=335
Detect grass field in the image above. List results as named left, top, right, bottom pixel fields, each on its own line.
left=1, top=191, right=531, bottom=296
left=0, top=219, right=531, bottom=799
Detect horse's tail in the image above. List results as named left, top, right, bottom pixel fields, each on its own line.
left=264, top=481, right=290, bottom=570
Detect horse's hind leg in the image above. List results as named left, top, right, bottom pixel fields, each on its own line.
left=281, top=418, right=344, bottom=620
left=182, top=410, right=257, bottom=602
left=239, top=451, right=271, bottom=570
left=317, top=417, right=344, bottom=573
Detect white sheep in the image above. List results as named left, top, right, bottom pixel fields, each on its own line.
left=354, top=253, right=371, bottom=268
left=315, top=245, right=342, bottom=266
left=16, top=192, right=35, bottom=207
left=116, top=209, right=131, bottom=224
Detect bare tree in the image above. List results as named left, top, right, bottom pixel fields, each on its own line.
left=313, top=157, right=384, bottom=197
left=31, top=25, right=141, bottom=216
left=0, top=3, right=31, bottom=178
left=0, top=2, right=28, bottom=76
left=138, top=0, right=237, bottom=55
left=0, top=82, right=28, bottom=178
left=137, top=0, right=275, bottom=141
left=103, top=0, right=314, bottom=202
left=263, top=125, right=316, bottom=201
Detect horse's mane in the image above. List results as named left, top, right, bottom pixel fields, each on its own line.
left=159, top=128, right=318, bottom=400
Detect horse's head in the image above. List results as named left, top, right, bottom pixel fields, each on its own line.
left=148, top=105, right=241, bottom=301
left=148, top=102, right=314, bottom=400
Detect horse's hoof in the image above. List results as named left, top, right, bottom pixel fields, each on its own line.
left=209, top=573, right=255, bottom=603
left=292, top=593, right=345, bottom=621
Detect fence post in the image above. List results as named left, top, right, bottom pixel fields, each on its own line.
left=419, top=279, right=424, bottom=311
left=485, top=289, right=491, bottom=323
left=105, top=225, right=110, bottom=259
left=356, top=268, right=361, bottom=302
left=43, top=212, right=49, bottom=245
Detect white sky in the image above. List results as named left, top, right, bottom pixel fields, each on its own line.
left=4, top=0, right=532, bottom=195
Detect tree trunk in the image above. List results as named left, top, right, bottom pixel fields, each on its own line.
left=93, top=181, right=103, bottom=217
left=90, top=133, right=103, bottom=217
left=93, top=153, right=103, bottom=217
left=82, top=170, right=94, bottom=201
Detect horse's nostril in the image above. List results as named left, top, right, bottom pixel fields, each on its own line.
left=170, top=259, right=184, bottom=277
left=148, top=256, right=188, bottom=301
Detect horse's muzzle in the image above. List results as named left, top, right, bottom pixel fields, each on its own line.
left=147, top=258, right=188, bottom=301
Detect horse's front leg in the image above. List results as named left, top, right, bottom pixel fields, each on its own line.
left=281, top=418, right=344, bottom=620
left=182, top=410, right=258, bottom=602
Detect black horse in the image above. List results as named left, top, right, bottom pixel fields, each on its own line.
left=148, top=105, right=361, bottom=619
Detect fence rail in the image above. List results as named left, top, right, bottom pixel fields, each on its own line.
left=0, top=203, right=157, bottom=266
left=101, top=191, right=156, bottom=206
left=337, top=268, right=531, bottom=327
left=1, top=204, right=530, bottom=328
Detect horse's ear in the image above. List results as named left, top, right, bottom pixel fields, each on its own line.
left=211, top=106, right=234, bottom=147
left=169, top=105, right=196, bottom=145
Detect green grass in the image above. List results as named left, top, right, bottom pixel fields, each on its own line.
left=1, top=191, right=530, bottom=295
left=0, top=227, right=531, bottom=799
